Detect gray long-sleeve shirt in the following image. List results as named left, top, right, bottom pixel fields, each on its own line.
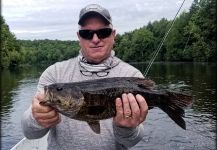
left=21, top=56, right=145, bottom=150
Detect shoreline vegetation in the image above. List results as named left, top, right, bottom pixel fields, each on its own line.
left=1, top=0, right=216, bottom=69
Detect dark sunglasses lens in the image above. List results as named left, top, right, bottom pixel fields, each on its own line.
left=79, top=30, right=94, bottom=40
left=79, top=28, right=112, bottom=40
left=96, top=28, right=112, bottom=39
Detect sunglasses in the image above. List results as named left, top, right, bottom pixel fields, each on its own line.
left=79, top=28, right=113, bottom=40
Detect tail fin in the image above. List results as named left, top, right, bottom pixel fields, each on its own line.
left=159, top=91, right=193, bottom=130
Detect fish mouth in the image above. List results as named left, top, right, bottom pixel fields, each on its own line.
left=41, top=86, right=51, bottom=105
left=44, top=86, right=48, bottom=96
left=44, top=86, right=49, bottom=100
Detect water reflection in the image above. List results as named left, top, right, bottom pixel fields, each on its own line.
left=1, top=67, right=45, bottom=116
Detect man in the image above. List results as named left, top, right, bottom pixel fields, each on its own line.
left=22, top=4, right=148, bottom=150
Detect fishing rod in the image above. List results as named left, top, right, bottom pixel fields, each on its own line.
left=144, top=0, right=186, bottom=77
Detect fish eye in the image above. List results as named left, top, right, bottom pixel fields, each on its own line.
left=56, top=99, right=61, bottom=103
left=56, top=87, right=63, bottom=91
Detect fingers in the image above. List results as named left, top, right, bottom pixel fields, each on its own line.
left=115, top=98, right=124, bottom=120
left=37, top=114, right=61, bottom=128
left=122, top=94, right=132, bottom=118
left=114, top=93, right=148, bottom=128
left=32, top=94, right=52, bottom=113
left=35, top=90, right=45, bottom=102
left=32, top=91, right=61, bottom=128
left=33, top=109, right=58, bottom=120
left=128, top=93, right=140, bottom=120
left=136, top=94, right=148, bottom=122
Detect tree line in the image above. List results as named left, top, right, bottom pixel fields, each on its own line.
left=115, top=0, right=216, bottom=62
left=1, top=0, right=216, bottom=68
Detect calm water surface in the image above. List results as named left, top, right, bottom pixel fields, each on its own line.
left=1, top=63, right=216, bottom=150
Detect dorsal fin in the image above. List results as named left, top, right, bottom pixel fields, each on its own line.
left=131, top=78, right=155, bottom=90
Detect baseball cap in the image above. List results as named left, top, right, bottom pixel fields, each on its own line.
left=78, top=4, right=112, bottom=25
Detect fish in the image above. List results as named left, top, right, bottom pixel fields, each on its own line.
left=40, top=77, right=193, bottom=134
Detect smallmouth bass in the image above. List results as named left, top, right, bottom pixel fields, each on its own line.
left=40, top=77, right=193, bottom=134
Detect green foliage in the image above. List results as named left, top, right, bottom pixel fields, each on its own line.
left=116, top=28, right=155, bottom=62
left=1, top=16, right=21, bottom=68
left=18, top=40, right=79, bottom=65
left=183, top=0, right=216, bottom=61
left=165, top=12, right=192, bottom=61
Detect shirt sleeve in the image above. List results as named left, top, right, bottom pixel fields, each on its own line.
left=113, top=122, right=145, bottom=148
left=21, top=106, right=49, bottom=139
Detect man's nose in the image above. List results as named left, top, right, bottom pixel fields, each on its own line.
left=92, top=33, right=100, bottom=43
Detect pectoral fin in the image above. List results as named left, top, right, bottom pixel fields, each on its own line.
left=87, top=121, right=100, bottom=134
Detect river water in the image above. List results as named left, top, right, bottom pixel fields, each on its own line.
left=1, top=62, right=216, bottom=150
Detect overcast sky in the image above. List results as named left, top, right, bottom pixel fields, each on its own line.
left=2, top=0, right=194, bottom=41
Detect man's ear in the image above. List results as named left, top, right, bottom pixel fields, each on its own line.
left=77, top=32, right=82, bottom=47
left=77, top=32, right=81, bottom=40
left=112, top=29, right=116, bottom=37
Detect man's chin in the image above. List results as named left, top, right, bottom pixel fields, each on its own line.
left=87, top=55, right=107, bottom=64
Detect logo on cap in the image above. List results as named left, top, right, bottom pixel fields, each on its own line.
left=85, top=4, right=103, bottom=12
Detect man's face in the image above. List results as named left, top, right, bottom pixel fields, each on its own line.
left=77, top=17, right=116, bottom=64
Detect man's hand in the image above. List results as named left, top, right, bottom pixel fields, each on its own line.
left=113, top=93, right=148, bottom=128
left=32, top=91, right=61, bottom=128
